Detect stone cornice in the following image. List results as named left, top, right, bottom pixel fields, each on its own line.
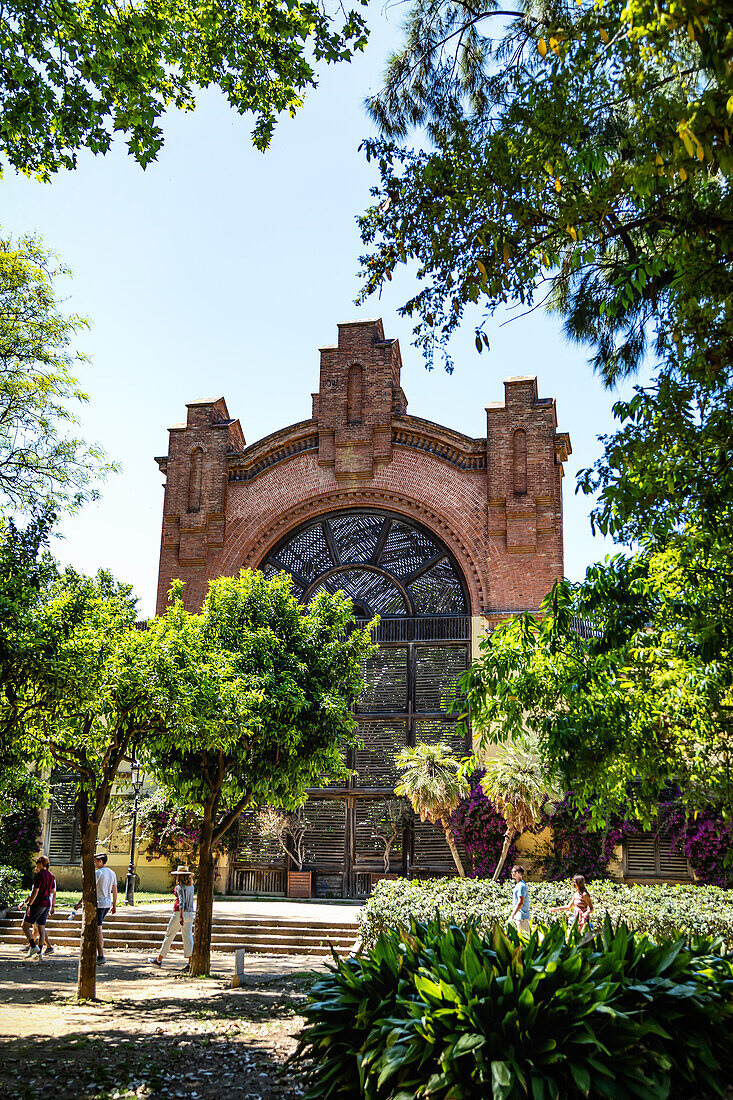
left=227, top=420, right=318, bottom=483
left=391, top=415, right=486, bottom=471
left=225, top=414, right=486, bottom=484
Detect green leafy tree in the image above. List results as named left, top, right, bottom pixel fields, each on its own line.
left=0, top=0, right=368, bottom=178
left=479, top=734, right=561, bottom=880
left=462, top=560, right=733, bottom=833
left=1, top=523, right=167, bottom=998
left=359, top=0, right=733, bottom=380
left=360, top=0, right=733, bottom=820
left=0, top=236, right=114, bottom=515
left=395, top=742, right=469, bottom=876
left=144, top=571, right=375, bottom=977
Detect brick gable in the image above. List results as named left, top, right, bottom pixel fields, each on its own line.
left=155, top=319, right=570, bottom=618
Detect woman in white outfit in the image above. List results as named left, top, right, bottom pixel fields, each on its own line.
left=148, top=865, right=195, bottom=969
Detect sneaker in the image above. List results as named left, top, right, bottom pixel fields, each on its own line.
left=147, top=956, right=162, bottom=967
left=97, top=955, right=105, bottom=964
left=28, top=945, right=41, bottom=958
left=44, top=946, right=55, bottom=956
left=19, top=944, right=32, bottom=955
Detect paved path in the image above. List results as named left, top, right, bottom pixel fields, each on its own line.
left=0, top=944, right=329, bottom=1034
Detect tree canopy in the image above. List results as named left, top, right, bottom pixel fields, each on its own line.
left=362, top=0, right=733, bottom=834
left=144, top=570, right=375, bottom=975
left=0, top=518, right=167, bottom=997
left=462, top=559, right=733, bottom=832
left=0, top=236, right=114, bottom=515
left=359, top=0, right=733, bottom=379
left=0, top=0, right=368, bottom=177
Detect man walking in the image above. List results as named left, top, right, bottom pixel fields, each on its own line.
left=73, top=853, right=117, bottom=963
left=509, top=864, right=530, bottom=933
left=21, top=856, right=55, bottom=958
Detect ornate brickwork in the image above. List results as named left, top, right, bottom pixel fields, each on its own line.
left=155, top=319, right=570, bottom=616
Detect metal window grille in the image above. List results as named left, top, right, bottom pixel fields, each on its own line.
left=354, top=721, right=408, bottom=786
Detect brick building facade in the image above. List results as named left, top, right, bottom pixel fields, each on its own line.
left=153, top=318, right=572, bottom=897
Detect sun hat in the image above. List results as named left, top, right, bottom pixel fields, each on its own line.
left=170, top=864, right=193, bottom=875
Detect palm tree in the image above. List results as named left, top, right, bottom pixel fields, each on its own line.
left=395, top=742, right=469, bottom=877
left=481, top=734, right=561, bottom=881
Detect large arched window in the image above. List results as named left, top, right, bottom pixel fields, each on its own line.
left=235, top=510, right=471, bottom=899
left=258, top=510, right=468, bottom=618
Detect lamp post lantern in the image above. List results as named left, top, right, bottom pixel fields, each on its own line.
left=124, top=759, right=145, bottom=906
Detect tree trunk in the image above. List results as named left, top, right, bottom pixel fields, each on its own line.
left=492, top=827, right=517, bottom=882
left=442, top=820, right=466, bottom=878
left=190, top=812, right=215, bottom=977
left=77, top=820, right=100, bottom=999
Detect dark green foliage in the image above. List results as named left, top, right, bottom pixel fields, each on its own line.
left=298, top=918, right=733, bottom=1099
left=0, top=0, right=369, bottom=176
left=0, top=803, right=41, bottom=884
left=0, top=865, right=23, bottom=909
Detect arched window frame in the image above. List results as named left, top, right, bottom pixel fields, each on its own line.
left=258, top=509, right=469, bottom=617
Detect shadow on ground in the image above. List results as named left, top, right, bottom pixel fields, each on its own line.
left=0, top=1021, right=306, bottom=1099
left=0, top=950, right=320, bottom=1099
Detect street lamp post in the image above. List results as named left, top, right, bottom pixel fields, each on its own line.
left=124, top=759, right=145, bottom=906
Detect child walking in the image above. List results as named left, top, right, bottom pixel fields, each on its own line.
left=549, top=875, right=594, bottom=930
left=148, top=865, right=195, bottom=970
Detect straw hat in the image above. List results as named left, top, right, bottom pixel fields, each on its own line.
left=170, top=864, right=193, bottom=875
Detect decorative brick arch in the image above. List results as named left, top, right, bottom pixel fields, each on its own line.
left=155, top=319, right=570, bottom=618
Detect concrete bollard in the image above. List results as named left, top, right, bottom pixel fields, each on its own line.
left=231, top=947, right=246, bottom=988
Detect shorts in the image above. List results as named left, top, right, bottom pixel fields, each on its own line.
left=512, top=918, right=530, bottom=933
left=26, top=903, right=50, bottom=927
left=96, top=907, right=111, bottom=924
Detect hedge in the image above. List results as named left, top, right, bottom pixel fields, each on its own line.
left=358, top=876, right=733, bottom=949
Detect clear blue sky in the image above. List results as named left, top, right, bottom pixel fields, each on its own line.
left=3, top=6, right=630, bottom=618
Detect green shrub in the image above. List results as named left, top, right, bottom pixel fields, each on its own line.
left=0, top=865, right=24, bottom=909
left=298, top=918, right=733, bottom=1099
left=358, top=877, right=733, bottom=949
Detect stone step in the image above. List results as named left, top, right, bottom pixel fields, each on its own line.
left=0, top=920, right=354, bottom=942
left=0, top=913, right=357, bottom=956
left=1, top=912, right=355, bottom=933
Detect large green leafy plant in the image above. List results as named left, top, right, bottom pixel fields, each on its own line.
left=299, top=918, right=733, bottom=1099
left=359, top=0, right=733, bottom=835
left=480, top=735, right=561, bottom=880
left=0, top=517, right=171, bottom=998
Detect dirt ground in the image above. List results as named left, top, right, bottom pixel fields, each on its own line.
left=0, top=946, right=328, bottom=1100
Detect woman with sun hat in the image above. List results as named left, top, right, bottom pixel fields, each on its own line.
left=148, top=864, right=195, bottom=970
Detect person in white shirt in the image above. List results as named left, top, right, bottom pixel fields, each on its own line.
left=73, top=852, right=118, bottom=963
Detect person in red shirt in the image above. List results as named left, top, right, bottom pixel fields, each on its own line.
left=21, top=856, right=56, bottom=958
